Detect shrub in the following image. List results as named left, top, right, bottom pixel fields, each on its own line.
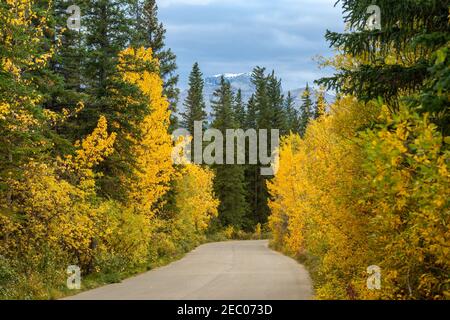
left=268, top=97, right=449, bottom=300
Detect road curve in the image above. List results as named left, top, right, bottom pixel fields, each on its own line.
left=65, top=240, right=313, bottom=300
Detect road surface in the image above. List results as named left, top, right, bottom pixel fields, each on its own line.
left=66, top=240, right=313, bottom=300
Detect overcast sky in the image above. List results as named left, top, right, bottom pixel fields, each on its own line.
left=157, top=0, right=345, bottom=91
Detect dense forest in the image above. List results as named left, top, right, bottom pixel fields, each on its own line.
left=0, top=0, right=448, bottom=300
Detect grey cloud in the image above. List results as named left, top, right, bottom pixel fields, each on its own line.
left=158, top=0, right=344, bottom=89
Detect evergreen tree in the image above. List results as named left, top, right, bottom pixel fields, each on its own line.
left=299, top=83, right=313, bottom=137
left=417, top=43, right=450, bottom=136
left=317, top=0, right=449, bottom=131
left=243, top=94, right=259, bottom=228
left=285, top=91, right=301, bottom=134
left=233, top=89, right=246, bottom=127
left=133, top=0, right=180, bottom=129
left=181, top=62, right=207, bottom=134
left=211, top=77, right=247, bottom=227
left=245, top=67, right=275, bottom=225
left=76, top=0, right=151, bottom=200
left=211, top=77, right=235, bottom=133
left=49, top=1, right=83, bottom=95
left=245, top=95, right=257, bottom=130
left=46, top=0, right=88, bottom=149
left=251, top=66, right=271, bottom=130
left=0, top=0, right=53, bottom=200
left=267, top=71, right=288, bottom=135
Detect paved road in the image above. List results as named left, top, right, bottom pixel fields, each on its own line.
left=66, top=240, right=313, bottom=300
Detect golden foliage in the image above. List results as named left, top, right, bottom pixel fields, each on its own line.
left=175, top=164, right=219, bottom=233
left=73, top=115, right=117, bottom=169
left=268, top=97, right=449, bottom=300
left=0, top=1, right=220, bottom=297
left=118, top=47, right=175, bottom=215
left=360, top=107, right=450, bottom=299
left=1, top=116, right=117, bottom=268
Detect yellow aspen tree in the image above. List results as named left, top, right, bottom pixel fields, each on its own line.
left=268, top=134, right=305, bottom=253
left=118, top=47, right=175, bottom=216
left=1, top=116, right=117, bottom=267
left=268, top=97, right=380, bottom=299
left=360, top=107, right=450, bottom=300
left=268, top=95, right=449, bottom=300
left=175, top=164, right=219, bottom=233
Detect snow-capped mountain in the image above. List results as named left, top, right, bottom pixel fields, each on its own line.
left=177, top=72, right=335, bottom=121
left=178, top=73, right=255, bottom=115
left=204, top=73, right=254, bottom=91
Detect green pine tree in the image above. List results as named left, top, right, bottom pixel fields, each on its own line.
left=267, top=71, right=288, bottom=135
left=243, top=94, right=259, bottom=229
left=245, top=94, right=257, bottom=130
left=181, top=62, right=207, bottom=134
left=233, top=89, right=247, bottom=128
left=251, top=66, right=271, bottom=130
left=245, top=67, right=275, bottom=225
left=285, top=91, right=301, bottom=134
left=317, top=0, right=449, bottom=131
left=45, top=0, right=89, bottom=154
left=415, top=43, right=450, bottom=136
left=76, top=0, right=150, bottom=200
left=211, top=76, right=248, bottom=228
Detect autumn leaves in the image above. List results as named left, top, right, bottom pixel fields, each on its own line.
left=0, top=2, right=218, bottom=298
left=268, top=99, right=449, bottom=300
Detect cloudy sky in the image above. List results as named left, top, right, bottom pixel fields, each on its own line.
left=157, top=0, right=345, bottom=91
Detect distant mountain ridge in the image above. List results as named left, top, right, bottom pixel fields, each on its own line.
left=177, top=73, right=335, bottom=121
